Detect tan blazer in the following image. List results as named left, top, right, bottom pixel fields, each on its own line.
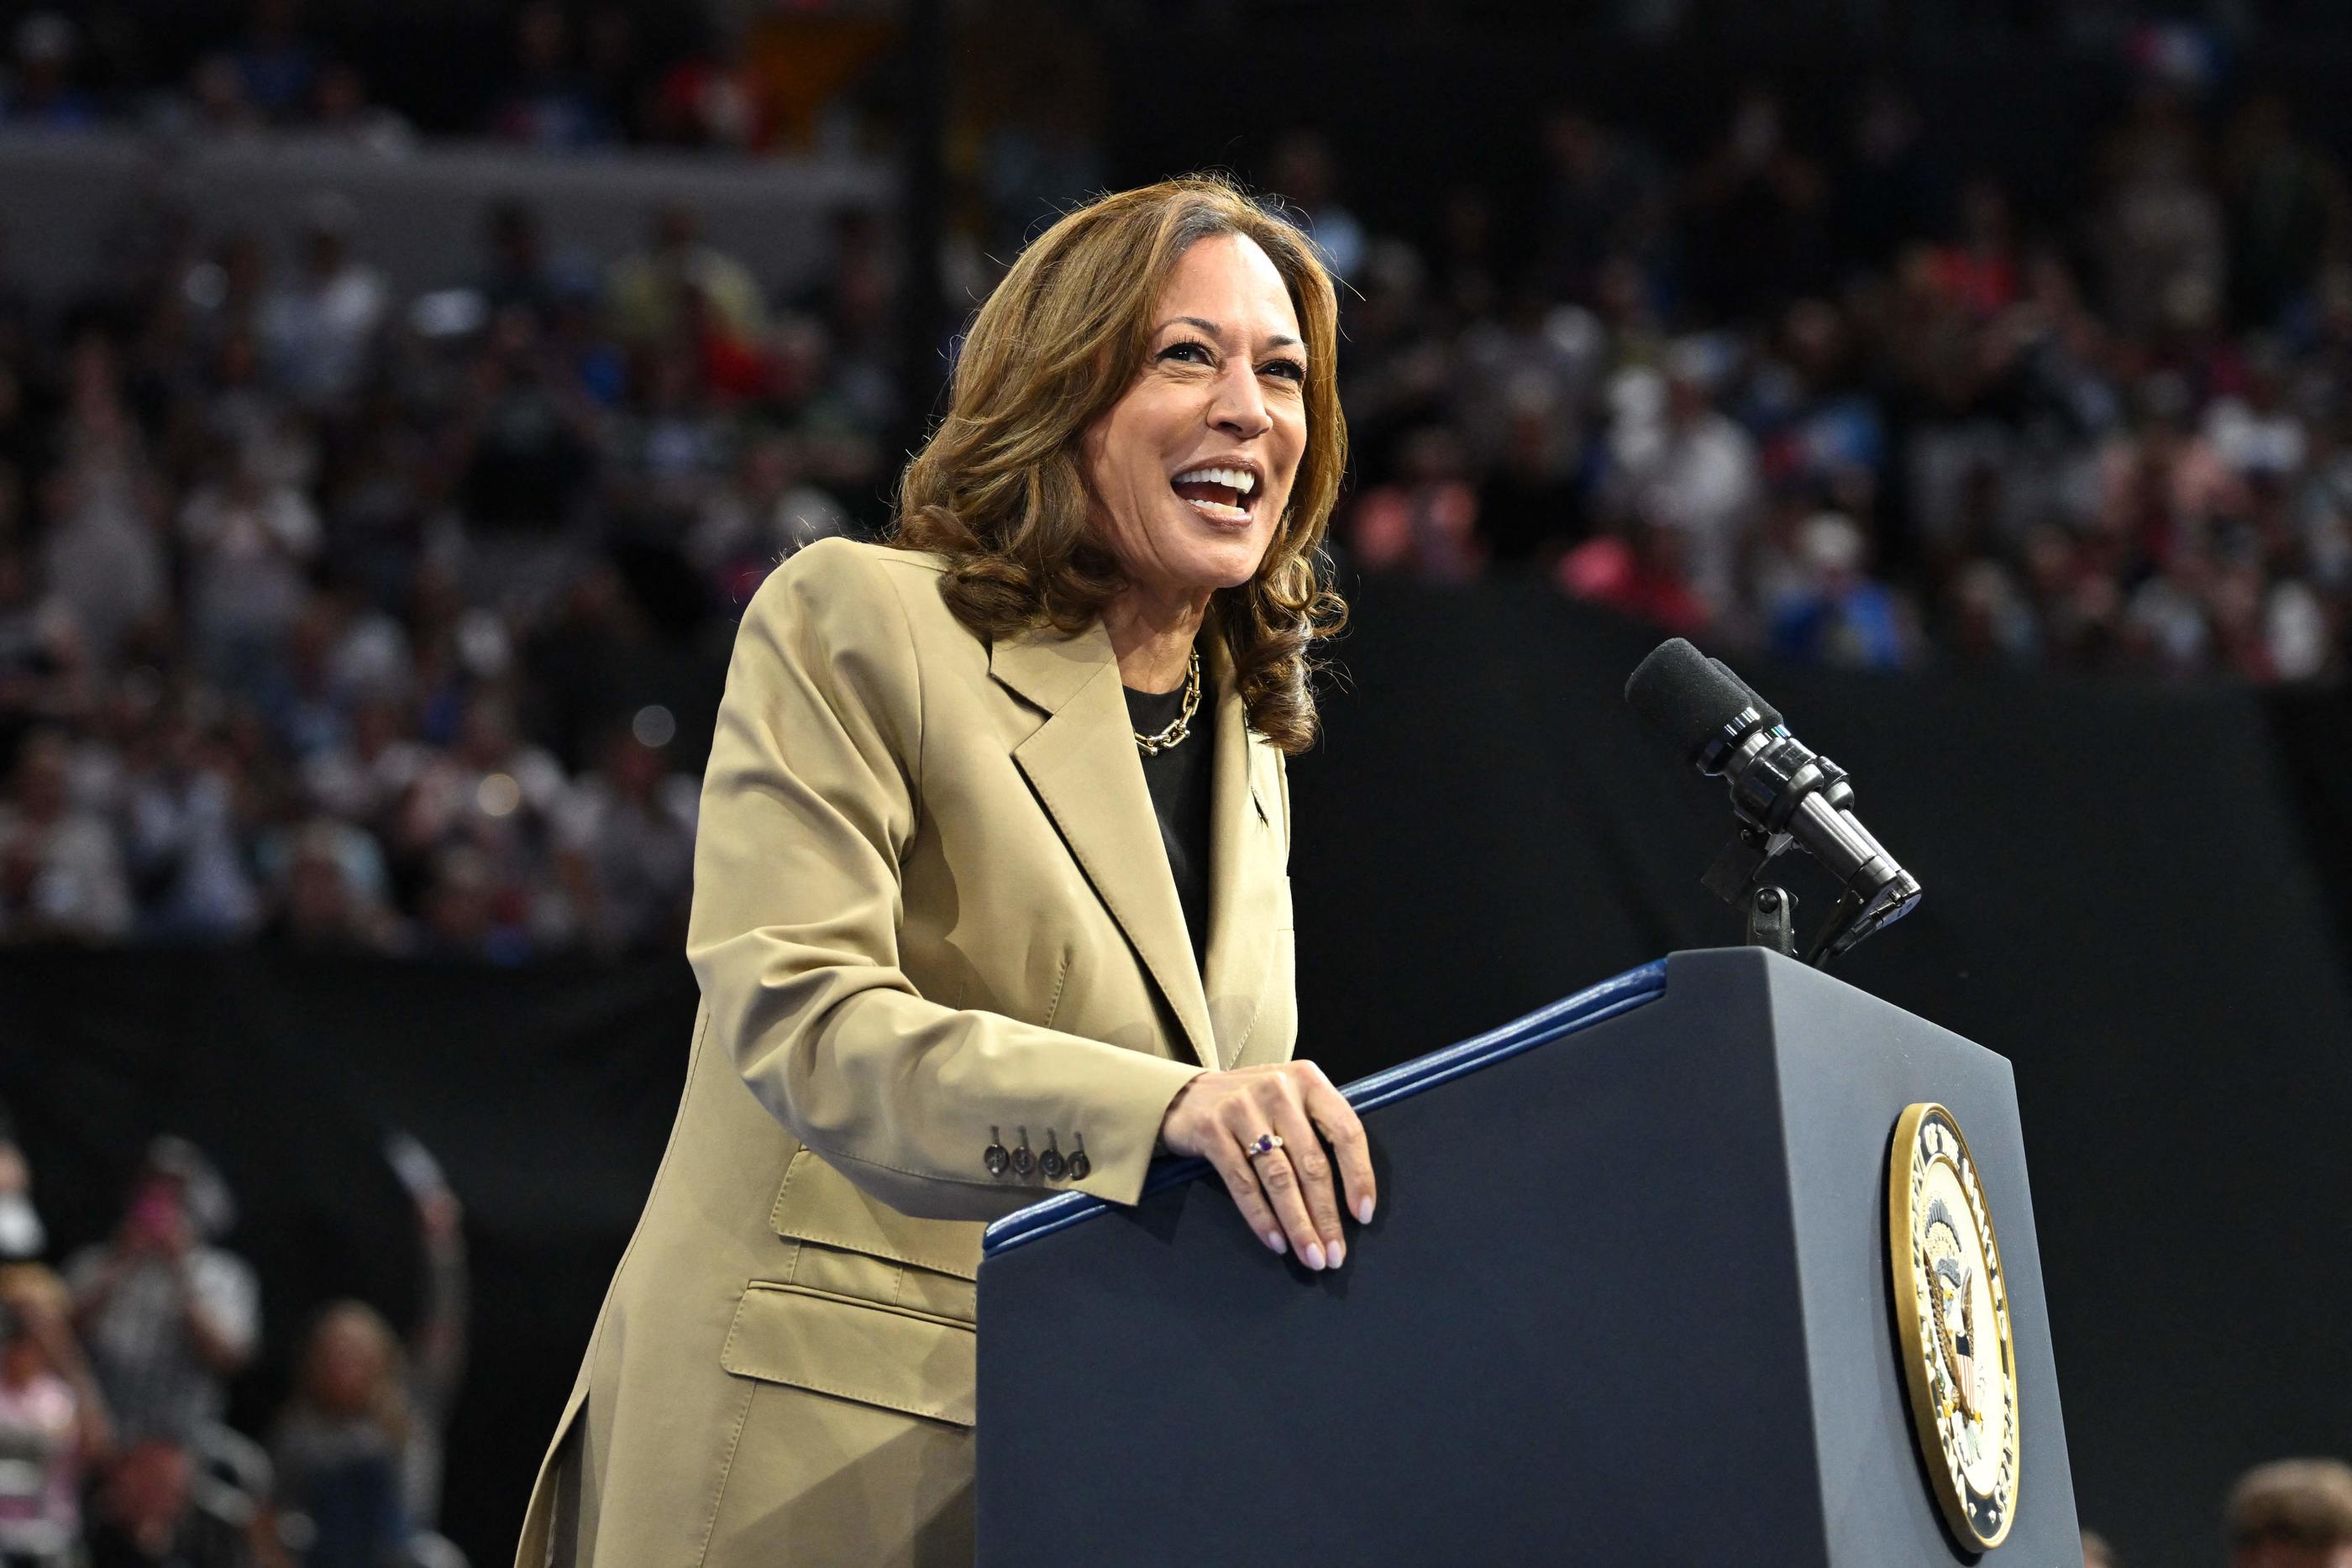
left=516, top=538, right=1298, bottom=1566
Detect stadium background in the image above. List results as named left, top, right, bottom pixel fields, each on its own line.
left=2, top=4, right=2350, bottom=1566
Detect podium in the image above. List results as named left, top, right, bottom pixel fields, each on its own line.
left=974, top=947, right=2078, bottom=1565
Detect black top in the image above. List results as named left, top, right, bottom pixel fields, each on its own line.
left=1124, top=675, right=1215, bottom=973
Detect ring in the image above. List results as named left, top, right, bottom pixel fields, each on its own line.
left=1245, top=1132, right=1285, bottom=1157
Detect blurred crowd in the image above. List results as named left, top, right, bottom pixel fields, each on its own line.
left=0, top=1115, right=470, bottom=1568
left=0, top=181, right=895, bottom=952
left=1324, top=79, right=2352, bottom=681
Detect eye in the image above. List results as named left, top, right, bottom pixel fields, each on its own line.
left=1158, top=339, right=1214, bottom=365
left=1261, top=357, right=1307, bottom=383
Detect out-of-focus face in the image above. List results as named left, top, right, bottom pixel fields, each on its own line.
left=105, top=1441, right=192, bottom=1532
left=310, top=1315, right=384, bottom=1415
left=1080, top=233, right=1307, bottom=609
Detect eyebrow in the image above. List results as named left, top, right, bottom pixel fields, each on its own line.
left=1162, top=315, right=1303, bottom=352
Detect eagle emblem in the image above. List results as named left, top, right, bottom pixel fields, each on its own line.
left=1890, top=1104, right=2021, bottom=1551
left=1923, top=1203, right=1979, bottom=1424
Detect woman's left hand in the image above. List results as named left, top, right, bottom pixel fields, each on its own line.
left=1158, top=1061, right=1375, bottom=1271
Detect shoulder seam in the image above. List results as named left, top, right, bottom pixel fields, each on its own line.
left=871, top=554, right=928, bottom=823
left=866, top=543, right=948, bottom=575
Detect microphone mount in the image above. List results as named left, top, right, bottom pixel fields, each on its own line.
left=1692, top=702, right=1920, bottom=967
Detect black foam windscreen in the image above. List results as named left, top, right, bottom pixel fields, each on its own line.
left=1624, top=638, right=1767, bottom=757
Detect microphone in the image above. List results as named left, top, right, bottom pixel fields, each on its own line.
left=1625, top=638, right=1921, bottom=962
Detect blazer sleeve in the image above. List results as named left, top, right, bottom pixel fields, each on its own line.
left=685, top=541, right=1203, bottom=1221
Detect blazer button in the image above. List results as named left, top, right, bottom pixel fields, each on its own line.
left=1039, top=1131, right=1066, bottom=1181
left=1065, top=1135, right=1089, bottom=1182
left=983, top=1129, right=1011, bottom=1177
left=1010, top=1128, right=1035, bottom=1177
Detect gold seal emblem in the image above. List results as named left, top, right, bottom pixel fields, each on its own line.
left=1889, top=1102, right=2021, bottom=1550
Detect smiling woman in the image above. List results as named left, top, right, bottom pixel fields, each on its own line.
left=896, top=175, right=1349, bottom=747
left=516, top=176, right=1363, bottom=1568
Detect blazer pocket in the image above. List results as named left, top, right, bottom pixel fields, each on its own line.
left=721, top=1281, right=976, bottom=1428
left=772, top=1149, right=980, bottom=1323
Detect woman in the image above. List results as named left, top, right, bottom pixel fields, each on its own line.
left=0, top=1265, right=110, bottom=1567
left=266, top=1303, right=413, bottom=1568
left=518, top=176, right=1373, bottom=1566
left=265, top=1192, right=465, bottom=1568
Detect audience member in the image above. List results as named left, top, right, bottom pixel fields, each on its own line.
left=257, top=198, right=386, bottom=408
left=264, top=1170, right=466, bottom=1568
left=487, top=1, right=608, bottom=150
left=265, top=1305, right=410, bottom=1568
left=81, top=1439, right=252, bottom=1568
left=1765, top=512, right=1913, bottom=669
left=65, top=1141, right=260, bottom=1447
left=2227, top=1458, right=2352, bottom=1568
left=0, top=730, right=133, bottom=943
left=606, top=204, right=765, bottom=351
left=1346, top=426, right=1485, bottom=583
left=0, top=1265, right=110, bottom=1566
left=1597, top=343, right=1762, bottom=616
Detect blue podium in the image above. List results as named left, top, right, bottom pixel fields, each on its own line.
left=975, top=947, right=2078, bottom=1565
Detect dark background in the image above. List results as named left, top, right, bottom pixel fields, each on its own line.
left=7, top=576, right=2351, bottom=1568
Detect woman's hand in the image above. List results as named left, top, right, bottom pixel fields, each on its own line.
left=1158, top=1062, right=1375, bottom=1271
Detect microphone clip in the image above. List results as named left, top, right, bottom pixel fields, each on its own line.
left=1703, top=815, right=1918, bottom=968
left=1704, top=828, right=1804, bottom=960
left=1740, top=881, right=1798, bottom=959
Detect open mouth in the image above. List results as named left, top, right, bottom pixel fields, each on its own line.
left=1170, top=464, right=1257, bottom=524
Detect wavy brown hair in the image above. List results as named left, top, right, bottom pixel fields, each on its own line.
left=890, top=175, right=1347, bottom=753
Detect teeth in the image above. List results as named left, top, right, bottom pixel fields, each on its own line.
left=1173, top=466, right=1256, bottom=496
left=1183, top=496, right=1251, bottom=522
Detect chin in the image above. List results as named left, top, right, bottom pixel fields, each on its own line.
left=1178, top=537, right=1271, bottom=594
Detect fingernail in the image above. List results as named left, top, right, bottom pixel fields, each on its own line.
left=1264, top=1230, right=1287, bottom=1256
left=1302, top=1241, right=1326, bottom=1271
left=1326, top=1238, right=1347, bottom=1269
left=1355, top=1197, right=1374, bottom=1225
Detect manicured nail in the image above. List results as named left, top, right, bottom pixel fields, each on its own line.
left=1302, top=1241, right=1326, bottom=1271
left=1326, top=1238, right=1347, bottom=1269
left=1355, top=1197, right=1374, bottom=1225
left=1264, top=1230, right=1287, bottom=1255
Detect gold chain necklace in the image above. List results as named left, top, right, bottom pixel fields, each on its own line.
left=1132, top=651, right=1202, bottom=755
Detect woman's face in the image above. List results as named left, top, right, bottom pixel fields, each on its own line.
left=1081, top=232, right=1309, bottom=603
left=310, top=1316, right=384, bottom=1413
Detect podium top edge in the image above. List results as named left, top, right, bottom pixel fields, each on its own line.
left=980, top=957, right=1670, bottom=1261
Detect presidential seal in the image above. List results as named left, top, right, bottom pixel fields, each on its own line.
left=1889, top=1102, right=2020, bottom=1551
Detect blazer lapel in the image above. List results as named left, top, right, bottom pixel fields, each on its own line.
left=996, top=622, right=1220, bottom=1070
left=1200, top=634, right=1287, bottom=1067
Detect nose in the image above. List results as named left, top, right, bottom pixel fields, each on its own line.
left=1207, top=359, right=1273, bottom=441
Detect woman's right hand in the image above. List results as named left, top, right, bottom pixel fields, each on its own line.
left=1158, top=1062, right=1375, bottom=1272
